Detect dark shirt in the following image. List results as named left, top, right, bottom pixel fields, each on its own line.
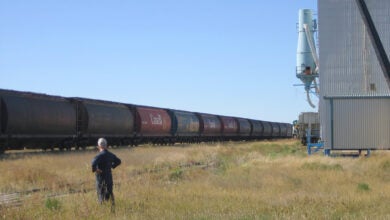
left=91, top=149, right=121, bottom=174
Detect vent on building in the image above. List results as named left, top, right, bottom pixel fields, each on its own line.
left=370, top=83, right=376, bottom=91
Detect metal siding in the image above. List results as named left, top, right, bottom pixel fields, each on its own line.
left=286, top=124, right=293, bottom=137
left=319, top=0, right=390, bottom=97
left=197, top=114, right=222, bottom=136
left=333, top=98, right=390, bottom=149
left=219, top=116, right=238, bottom=136
left=279, top=124, right=288, bottom=137
left=319, top=0, right=390, bottom=150
left=136, top=107, right=171, bottom=136
left=298, top=112, right=319, bottom=124
left=0, top=98, right=2, bottom=134
left=365, top=1, right=390, bottom=60
left=237, top=118, right=251, bottom=136
left=82, top=100, right=134, bottom=136
left=171, top=110, right=200, bottom=136
left=2, top=93, right=76, bottom=135
left=250, top=120, right=263, bottom=137
left=262, top=121, right=272, bottom=137
left=320, top=99, right=332, bottom=149
left=271, top=123, right=280, bottom=137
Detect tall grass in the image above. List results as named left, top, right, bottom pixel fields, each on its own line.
left=0, top=140, right=389, bottom=219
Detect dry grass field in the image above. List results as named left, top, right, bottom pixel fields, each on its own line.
left=0, top=139, right=389, bottom=219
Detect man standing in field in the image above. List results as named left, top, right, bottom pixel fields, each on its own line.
left=92, top=138, right=121, bottom=206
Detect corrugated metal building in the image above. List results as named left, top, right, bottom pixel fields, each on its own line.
left=318, top=0, right=390, bottom=150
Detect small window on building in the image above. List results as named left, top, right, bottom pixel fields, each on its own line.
left=370, top=83, right=376, bottom=91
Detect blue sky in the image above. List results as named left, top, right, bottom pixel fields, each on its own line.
left=0, top=0, right=317, bottom=123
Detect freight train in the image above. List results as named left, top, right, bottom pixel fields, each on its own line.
left=0, top=89, right=292, bottom=153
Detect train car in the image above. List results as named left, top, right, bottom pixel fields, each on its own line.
left=296, top=112, right=320, bottom=145
left=168, top=109, right=200, bottom=143
left=286, top=123, right=293, bottom=138
left=219, top=116, right=239, bottom=139
left=133, top=106, right=172, bottom=144
left=196, top=113, right=222, bottom=141
left=0, top=89, right=76, bottom=151
left=0, top=92, right=3, bottom=137
left=270, top=122, right=281, bottom=138
left=261, top=121, right=273, bottom=138
left=279, top=123, right=288, bottom=138
left=236, top=118, right=252, bottom=138
left=71, top=98, right=134, bottom=146
left=249, top=120, right=263, bottom=139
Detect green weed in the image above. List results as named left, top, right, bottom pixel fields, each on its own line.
left=45, top=198, right=61, bottom=211
left=357, top=183, right=370, bottom=191
left=301, top=162, right=343, bottom=171
left=169, top=168, right=184, bottom=181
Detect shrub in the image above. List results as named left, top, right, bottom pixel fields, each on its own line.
left=45, top=198, right=61, bottom=211
left=357, top=183, right=370, bottom=191
left=169, top=168, right=184, bottom=181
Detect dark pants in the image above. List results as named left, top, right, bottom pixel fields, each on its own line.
left=96, top=174, right=115, bottom=205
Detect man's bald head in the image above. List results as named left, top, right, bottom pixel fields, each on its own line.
left=97, top=138, right=107, bottom=149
